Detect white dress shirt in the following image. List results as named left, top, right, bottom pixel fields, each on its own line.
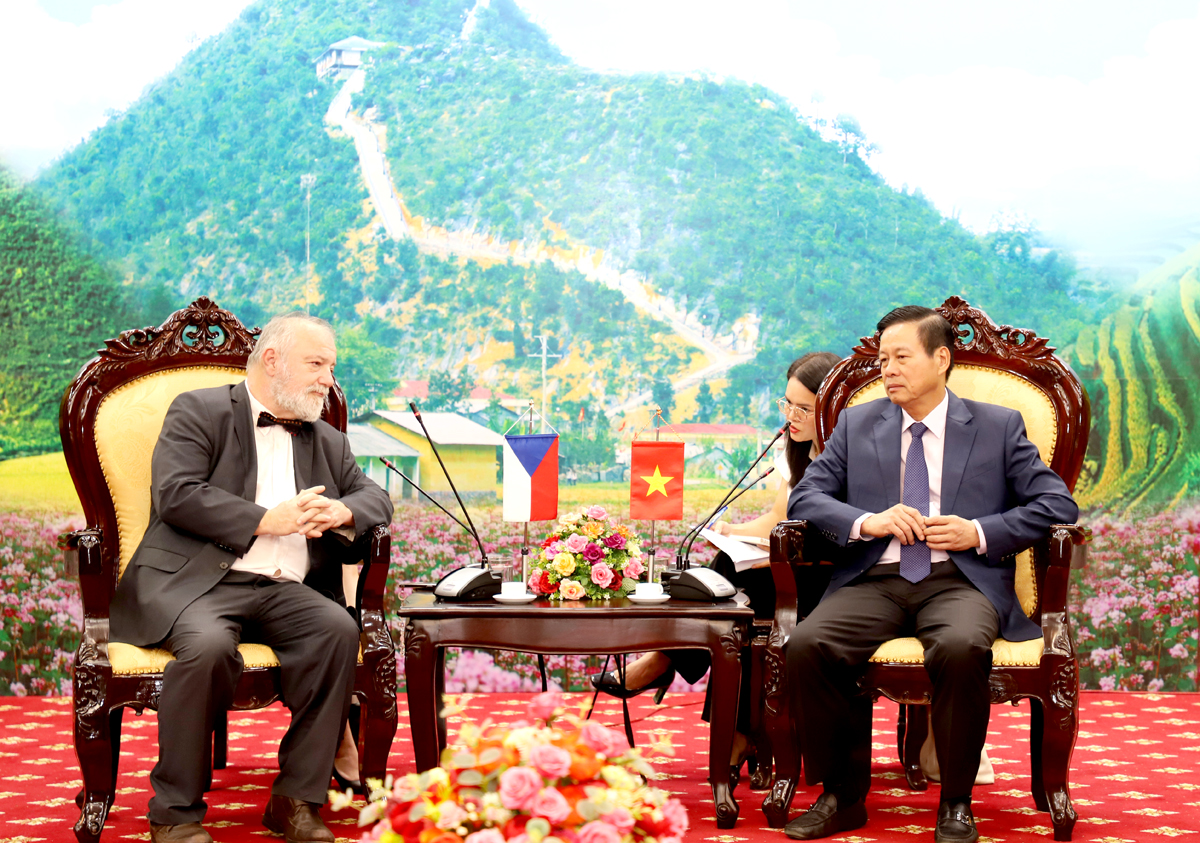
left=232, top=386, right=311, bottom=583
left=850, top=391, right=987, bottom=565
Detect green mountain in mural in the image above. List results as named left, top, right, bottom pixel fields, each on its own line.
left=28, top=0, right=1104, bottom=435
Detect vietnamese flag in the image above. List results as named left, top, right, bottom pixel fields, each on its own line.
left=629, top=440, right=685, bottom=520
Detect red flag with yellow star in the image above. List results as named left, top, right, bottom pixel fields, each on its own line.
left=629, top=440, right=685, bottom=520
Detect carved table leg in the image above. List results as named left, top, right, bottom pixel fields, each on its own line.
left=404, top=620, right=441, bottom=771
left=709, top=621, right=745, bottom=829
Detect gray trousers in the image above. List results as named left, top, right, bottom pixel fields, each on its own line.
left=147, top=572, right=359, bottom=825
left=785, top=561, right=1000, bottom=804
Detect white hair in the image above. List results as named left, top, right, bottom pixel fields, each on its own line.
left=247, top=312, right=334, bottom=370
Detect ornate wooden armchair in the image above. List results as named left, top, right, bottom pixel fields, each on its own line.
left=758, top=297, right=1090, bottom=841
left=59, top=298, right=398, bottom=843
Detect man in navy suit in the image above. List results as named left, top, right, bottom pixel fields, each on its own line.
left=783, top=306, right=1078, bottom=843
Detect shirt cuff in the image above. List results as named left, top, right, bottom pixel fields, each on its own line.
left=850, top=513, right=872, bottom=542
left=333, top=525, right=356, bottom=541
left=972, top=519, right=987, bottom=555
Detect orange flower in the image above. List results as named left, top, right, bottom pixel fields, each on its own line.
left=558, top=783, right=590, bottom=826
left=568, top=743, right=604, bottom=781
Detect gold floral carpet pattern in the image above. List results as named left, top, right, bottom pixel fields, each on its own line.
left=0, top=691, right=1197, bottom=842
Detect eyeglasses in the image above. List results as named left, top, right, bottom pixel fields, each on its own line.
left=776, top=398, right=814, bottom=419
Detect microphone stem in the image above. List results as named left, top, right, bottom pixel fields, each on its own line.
left=379, top=458, right=471, bottom=534
left=410, top=402, right=489, bottom=567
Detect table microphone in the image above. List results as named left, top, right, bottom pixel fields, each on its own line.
left=674, top=423, right=787, bottom=570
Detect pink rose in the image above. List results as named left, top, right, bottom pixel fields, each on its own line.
left=623, top=557, right=643, bottom=578
left=531, top=787, right=571, bottom=825
left=662, top=799, right=689, bottom=837
left=585, top=505, right=608, bottom=520
left=601, top=807, right=634, bottom=835
left=580, top=721, right=630, bottom=757
left=530, top=743, right=572, bottom=778
left=499, top=766, right=544, bottom=810
left=528, top=691, right=565, bottom=723
left=549, top=540, right=567, bottom=555
left=590, top=564, right=614, bottom=588
left=602, top=533, right=626, bottom=550
left=577, top=821, right=622, bottom=843
left=465, top=831, right=506, bottom=843
left=565, top=534, right=589, bottom=553
left=582, top=543, right=604, bottom=563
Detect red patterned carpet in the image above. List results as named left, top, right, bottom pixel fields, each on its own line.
left=1, top=691, right=1198, bottom=842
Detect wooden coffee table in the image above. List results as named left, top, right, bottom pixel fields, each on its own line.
left=399, top=593, right=755, bottom=828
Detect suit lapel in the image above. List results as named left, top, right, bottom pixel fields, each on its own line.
left=231, top=381, right=258, bottom=501
left=873, top=403, right=903, bottom=506
left=941, top=390, right=976, bottom=514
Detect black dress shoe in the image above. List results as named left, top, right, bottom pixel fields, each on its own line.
left=935, top=801, right=978, bottom=843
left=590, top=667, right=675, bottom=704
left=784, top=792, right=867, bottom=839
left=331, top=767, right=367, bottom=796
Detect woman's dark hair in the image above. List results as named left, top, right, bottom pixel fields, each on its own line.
left=784, top=351, right=842, bottom=485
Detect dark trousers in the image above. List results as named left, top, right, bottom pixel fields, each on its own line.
left=147, top=573, right=360, bottom=825
left=784, top=561, right=999, bottom=803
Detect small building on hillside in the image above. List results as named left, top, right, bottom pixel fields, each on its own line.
left=365, top=410, right=504, bottom=497
left=389, top=379, right=521, bottom=429
left=316, top=36, right=384, bottom=81
left=346, top=423, right=421, bottom=499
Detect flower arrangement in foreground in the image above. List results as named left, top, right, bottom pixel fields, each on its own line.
left=528, top=506, right=644, bottom=600
left=342, top=691, right=688, bottom=843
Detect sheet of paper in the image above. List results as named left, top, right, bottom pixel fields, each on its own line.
left=700, top=528, right=769, bottom=572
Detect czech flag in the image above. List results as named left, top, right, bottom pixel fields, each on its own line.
left=503, top=433, right=559, bottom=522
left=629, top=440, right=685, bottom=520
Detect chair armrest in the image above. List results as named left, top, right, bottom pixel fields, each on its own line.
left=769, top=520, right=808, bottom=634
left=355, top=524, right=392, bottom=617
left=1040, top=523, right=1091, bottom=616
left=59, top=527, right=114, bottom=621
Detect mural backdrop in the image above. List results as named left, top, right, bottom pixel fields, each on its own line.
left=1, top=0, right=1197, bottom=694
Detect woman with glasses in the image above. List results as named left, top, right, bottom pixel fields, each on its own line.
left=591, top=352, right=841, bottom=774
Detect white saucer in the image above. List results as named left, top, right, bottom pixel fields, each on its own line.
left=626, top=593, right=670, bottom=604
left=493, top=593, right=538, bottom=603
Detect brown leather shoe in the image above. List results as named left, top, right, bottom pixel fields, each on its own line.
left=262, top=794, right=335, bottom=843
left=149, top=823, right=213, bottom=843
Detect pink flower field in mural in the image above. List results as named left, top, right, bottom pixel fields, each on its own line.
left=5, top=498, right=1197, bottom=695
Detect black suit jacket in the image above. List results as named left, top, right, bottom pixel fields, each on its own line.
left=111, top=381, right=394, bottom=647
left=788, top=390, right=1078, bottom=641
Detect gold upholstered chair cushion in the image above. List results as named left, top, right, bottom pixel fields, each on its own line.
left=849, top=365, right=1056, bottom=666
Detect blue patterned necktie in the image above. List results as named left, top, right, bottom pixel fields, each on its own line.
left=900, top=421, right=932, bottom=583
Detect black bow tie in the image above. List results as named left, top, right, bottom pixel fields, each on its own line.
left=257, top=411, right=308, bottom=436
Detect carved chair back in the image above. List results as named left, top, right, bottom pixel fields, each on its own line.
left=60, top=297, right=348, bottom=608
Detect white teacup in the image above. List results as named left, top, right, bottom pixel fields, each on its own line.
left=634, top=582, right=664, bottom=598
left=501, top=581, right=528, bottom=597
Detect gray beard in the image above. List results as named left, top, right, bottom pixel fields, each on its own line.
left=270, top=370, right=328, bottom=423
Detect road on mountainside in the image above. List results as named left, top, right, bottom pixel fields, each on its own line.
left=326, top=70, right=757, bottom=411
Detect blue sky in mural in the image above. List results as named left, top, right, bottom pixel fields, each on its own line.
left=3, top=0, right=1198, bottom=272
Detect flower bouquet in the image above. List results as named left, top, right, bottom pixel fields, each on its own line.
left=528, top=507, right=644, bottom=600
left=344, top=692, right=688, bottom=843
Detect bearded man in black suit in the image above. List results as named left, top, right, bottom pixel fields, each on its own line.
left=111, top=312, right=394, bottom=843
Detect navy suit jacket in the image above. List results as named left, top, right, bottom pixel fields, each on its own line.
left=111, top=381, right=394, bottom=648
left=787, top=390, right=1078, bottom=641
